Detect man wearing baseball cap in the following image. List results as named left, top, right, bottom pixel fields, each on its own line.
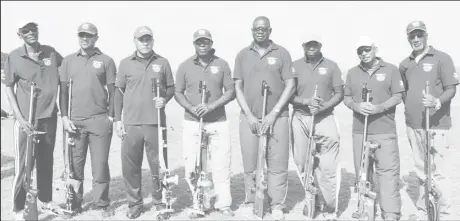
left=399, top=21, right=459, bottom=220
left=175, top=29, right=235, bottom=218
left=233, top=16, right=295, bottom=220
left=343, top=36, right=404, bottom=220
left=290, top=33, right=343, bottom=220
left=58, top=22, right=116, bottom=217
left=114, top=25, right=175, bottom=219
left=4, top=21, right=64, bottom=220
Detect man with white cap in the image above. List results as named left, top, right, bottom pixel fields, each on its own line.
left=343, top=36, right=404, bottom=220
left=175, top=28, right=235, bottom=218
left=4, top=21, right=64, bottom=220
left=114, top=26, right=175, bottom=219
left=399, top=21, right=458, bottom=221
left=58, top=22, right=116, bottom=217
left=290, top=33, right=343, bottom=220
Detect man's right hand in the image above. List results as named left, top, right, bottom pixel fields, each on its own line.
left=355, top=102, right=373, bottom=116
left=246, top=114, right=261, bottom=134
left=18, top=117, right=34, bottom=134
left=115, top=121, right=126, bottom=138
left=62, top=117, right=77, bottom=133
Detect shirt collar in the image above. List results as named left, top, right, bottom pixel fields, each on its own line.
left=193, top=48, right=216, bottom=63
left=18, top=43, right=42, bottom=57
left=304, top=53, right=324, bottom=64
left=359, top=57, right=386, bottom=71
left=76, top=47, right=102, bottom=57
left=409, top=45, right=435, bottom=59
left=130, top=50, right=158, bottom=61
left=248, top=40, right=279, bottom=52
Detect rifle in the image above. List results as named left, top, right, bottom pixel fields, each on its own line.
left=352, top=83, right=379, bottom=221
left=57, top=78, right=81, bottom=216
left=253, top=80, right=270, bottom=218
left=424, top=81, right=441, bottom=221
left=301, top=85, right=320, bottom=218
left=191, top=80, right=212, bottom=217
left=153, top=78, right=179, bottom=220
left=23, top=82, right=46, bottom=221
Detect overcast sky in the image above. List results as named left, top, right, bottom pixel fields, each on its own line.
left=1, top=1, right=459, bottom=73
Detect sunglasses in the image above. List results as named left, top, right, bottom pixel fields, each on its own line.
left=78, top=32, right=96, bottom=38
left=194, top=39, right=211, bottom=45
left=20, top=27, right=38, bottom=35
left=408, top=32, right=426, bottom=40
left=251, top=27, right=270, bottom=33
left=357, top=47, right=372, bottom=55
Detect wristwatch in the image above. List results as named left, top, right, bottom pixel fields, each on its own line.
left=434, top=98, right=441, bottom=111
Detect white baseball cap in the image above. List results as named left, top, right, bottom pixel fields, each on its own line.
left=302, top=33, right=323, bottom=45
left=355, top=36, right=375, bottom=49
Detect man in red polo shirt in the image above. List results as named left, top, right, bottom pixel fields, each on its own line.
left=4, top=21, right=63, bottom=220
left=59, top=22, right=116, bottom=217
left=114, top=26, right=175, bottom=219
left=344, top=36, right=404, bottom=221
left=399, top=21, right=459, bottom=221
left=233, top=16, right=296, bottom=220
left=175, top=29, right=235, bottom=219
left=290, top=34, right=343, bottom=220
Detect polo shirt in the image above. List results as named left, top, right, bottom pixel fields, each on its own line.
left=292, top=55, right=344, bottom=116
left=399, top=46, right=459, bottom=129
left=115, top=51, right=174, bottom=125
left=175, top=52, right=234, bottom=122
left=3, top=44, right=63, bottom=120
left=59, top=48, right=116, bottom=120
left=233, top=41, right=294, bottom=118
left=345, top=58, right=405, bottom=135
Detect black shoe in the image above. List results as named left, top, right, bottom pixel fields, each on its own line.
left=126, top=205, right=144, bottom=219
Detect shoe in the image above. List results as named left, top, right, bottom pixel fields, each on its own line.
left=323, top=212, right=337, bottom=221
left=13, top=211, right=24, bottom=221
left=126, top=205, right=143, bottom=219
left=188, top=209, right=205, bottom=219
left=272, top=208, right=285, bottom=221
left=40, top=201, right=63, bottom=215
left=409, top=209, right=426, bottom=221
left=217, top=207, right=234, bottom=217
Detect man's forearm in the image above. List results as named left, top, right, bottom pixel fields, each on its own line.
left=291, top=95, right=305, bottom=106
left=235, top=81, right=254, bottom=117
left=320, top=89, right=344, bottom=112
left=5, top=86, right=24, bottom=120
left=379, top=93, right=402, bottom=111
left=59, top=81, right=69, bottom=117
left=209, top=89, right=235, bottom=109
left=343, top=96, right=357, bottom=112
left=271, top=79, right=295, bottom=114
left=107, top=83, right=115, bottom=117
left=174, top=92, right=194, bottom=113
left=439, top=86, right=456, bottom=104
left=114, top=87, right=124, bottom=121
left=165, top=85, right=175, bottom=103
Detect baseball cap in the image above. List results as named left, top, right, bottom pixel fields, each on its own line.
left=193, top=29, right=212, bottom=42
left=302, top=33, right=323, bottom=45
left=134, top=26, right=153, bottom=38
left=17, top=21, right=38, bottom=30
left=78, top=22, right=98, bottom=35
left=355, top=36, right=375, bottom=49
left=406, top=21, right=427, bottom=34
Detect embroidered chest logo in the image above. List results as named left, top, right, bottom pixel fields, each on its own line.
left=93, top=61, right=103, bottom=69
left=152, top=64, right=162, bottom=73
left=318, top=67, right=328, bottom=75
left=423, top=63, right=433, bottom=72
left=210, top=66, right=220, bottom=74
left=375, top=73, right=386, bottom=81
left=43, top=58, right=51, bottom=66
left=267, top=57, right=277, bottom=65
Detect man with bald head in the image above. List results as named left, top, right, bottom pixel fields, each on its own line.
left=233, top=16, right=296, bottom=220
left=4, top=21, right=63, bottom=220
left=290, top=34, right=343, bottom=220
left=58, top=22, right=116, bottom=217
left=344, top=36, right=404, bottom=220
left=399, top=21, right=458, bottom=221
left=114, top=26, right=175, bottom=219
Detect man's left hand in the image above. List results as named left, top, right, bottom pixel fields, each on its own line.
left=260, top=111, right=277, bottom=135
left=153, top=97, right=166, bottom=109
left=367, top=104, right=385, bottom=115
left=195, top=103, right=215, bottom=117
left=422, top=92, right=437, bottom=108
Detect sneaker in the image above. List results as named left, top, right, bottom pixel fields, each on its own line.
left=13, top=211, right=24, bottom=221
left=40, top=201, right=63, bottom=215
left=217, top=207, right=234, bottom=217
left=126, top=204, right=143, bottom=219
left=272, top=208, right=285, bottom=221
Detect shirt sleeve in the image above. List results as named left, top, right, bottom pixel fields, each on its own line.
left=106, top=58, right=117, bottom=84
left=3, top=55, right=18, bottom=87
left=281, top=49, right=294, bottom=80
left=222, top=61, right=235, bottom=91
left=332, top=62, right=344, bottom=87
left=390, top=67, right=405, bottom=94
left=164, top=60, right=175, bottom=87
left=115, top=60, right=127, bottom=88
left=439, top=54, right=459, bottom=86
left=174, top=63, right=186, bottom=93
left=398, top=62, right=409, bottom=91
left=344, top=70, right=353, bottom=96
left=58, top=57, right=69, bottom=83
left=232, top=52, right=243, bottom=80
left=55, top=50, right=64, bottom=67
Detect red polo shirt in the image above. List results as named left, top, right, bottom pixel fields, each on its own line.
left=233, top=41, right=294, bottom=118
left=115, top=51, right=174, bottom=125
left=399, top=46, right=459, bottom=129
left=59, top=48, right=116, bottom=120
left=3, top=44, right=63, bottom=120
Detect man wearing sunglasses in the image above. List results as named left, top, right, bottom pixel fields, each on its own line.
left=114, top=26, right=175, bottom=219
left=174, top=29, right=235, bottom=219
left=399, top=21, right=458, bottom=221
left=4, top=21, right=64, bottom=220
left=58, top=22, right=116, bottom=217
left=343, top=36, right=404, bottom=221
left=233, top=16, right=296, bottom=220
left=290, top=34, right=343, bottom=220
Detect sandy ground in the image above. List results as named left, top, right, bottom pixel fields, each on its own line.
left=1, top=100, right=459, bottom=220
